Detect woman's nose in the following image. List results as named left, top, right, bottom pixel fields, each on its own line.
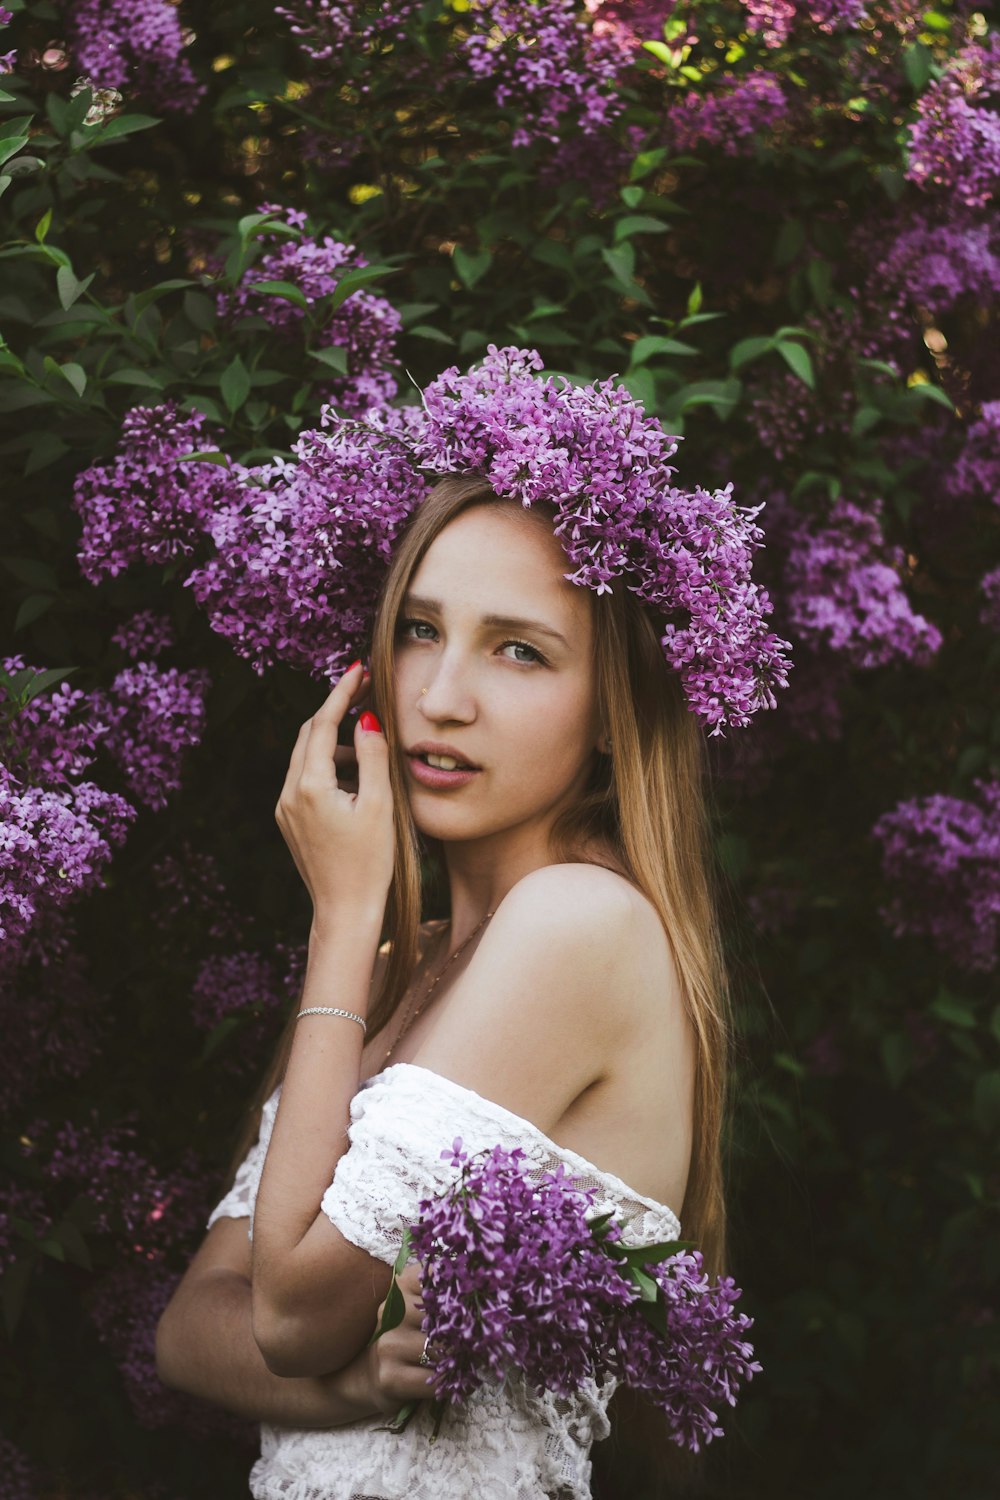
left=417, top=657, right=476, bottom=721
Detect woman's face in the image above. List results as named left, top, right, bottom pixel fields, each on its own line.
left=392, top=502, right=605, bottom=848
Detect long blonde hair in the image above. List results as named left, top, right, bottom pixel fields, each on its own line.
left=218, top=472, right=738, bottom=1486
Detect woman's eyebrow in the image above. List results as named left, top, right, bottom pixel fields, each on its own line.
left=403, top=594, right=569, bottom=648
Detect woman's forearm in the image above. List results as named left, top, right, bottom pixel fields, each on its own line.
left=156, top=1268, right=382, bottom=1428
left=251, top=911, right=389, bottom=1367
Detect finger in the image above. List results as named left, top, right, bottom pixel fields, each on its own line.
left=281, top=718, right=315, bottom=802
left=354, top=709, right=390, bottom=808
left=302, top=661, right=366, bottom=790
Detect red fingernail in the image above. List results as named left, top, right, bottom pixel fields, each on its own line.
left=347, top=659, right=363, bottom=673
left=359, top=711, right=382, bottom=734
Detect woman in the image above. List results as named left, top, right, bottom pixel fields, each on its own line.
left=156, top=350, right=785, bottom=1497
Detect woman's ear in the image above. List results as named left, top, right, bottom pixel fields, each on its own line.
left=596, top=730, right=612, bottom=756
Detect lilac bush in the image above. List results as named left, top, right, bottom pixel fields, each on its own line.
left=216, top=207, right=403, bottom=416
left=100, top=661, right=212, bottom=812
left=782, top=495, right=943, bottom=670
left=871, top=777, right=1000, bottom=973
left=64, top=0, right=205, bottom=111
left=905, top=30, right=1000, bottom=210
left=72, top=404, right=227, bottom=584
left=663, top=72, right=791, bottom=158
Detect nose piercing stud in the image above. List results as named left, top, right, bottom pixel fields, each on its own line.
left=420, top=687, right=428, bottom=696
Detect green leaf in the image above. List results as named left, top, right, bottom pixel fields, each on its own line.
left=104, top=368, right=166, bottom=389
left=220, top=355, right=251, bottom=413
left=629, top=334, right=698, bottom=365
left=88, top=113, right=161, bottom=145
left=14, top=595, right=54, bottom=631
left=393, top=1228, right=412, bottom=1275
left=629, top=148, right=668, bottom=182
left=613, top=215, right=669, bottom=243
left=904, top=381, right=955, bottom=413
left=729, top=336, right=775, bottom=371
left=928, top=991, right=976, bottom=1029
left=629, top=1266, right=659, bottom=1301
left=178, top=450, right=232, bottom=468
left=20, top=667, right=78, bottom=705
left=4, top=557, right=58, bottom=590
left=851, top=405, right=882, bottom=438
left=56, top=266, right=95, bottom=310
left=57, top=361, right=87, bottom=397
left=373, top=1276, right=405, bottom=1340
left=134, top=278, right=196, bottom=314
left=775, top=340, right=815, bottom=389
left=309, top=345, right=350, bottom=375
left=183, top=290, right=217, bottom=331
left=247, top=279, right=310, bottom=312
left=327, top=263, right=401, bottom=313
left=408, top=324, right=456, bottom=345
left=903, top=42, right=933, bottom=92
left=453, top=246, right=492, bottom=290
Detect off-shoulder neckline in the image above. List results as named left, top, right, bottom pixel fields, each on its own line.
left=366, top=1061, right=683, bottom=1235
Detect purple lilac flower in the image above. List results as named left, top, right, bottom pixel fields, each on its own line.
left=0, top=3, right=15, bottom=75
left=906, top=31, right=1000, bottom=210
left=741, top=0, right=868, bottom=50
left=281, top=1, right=632, bottom=148
left=408, top=1140, right=760, bottom=1452
left=111, top=610, right=176, bottom=661
left=604, top=1250, right=761, bottom=1455
left=73, top=404, right=229, bottom=584
left=585, top=0, right=677, bottom=52
left=217, top=207, right=402, bottom=416
left=190, top=946, right=304, bottom=1075
left=0, top=761, right=136, bottom=952
left=847, top=206, right=1000, bottom=368
left=65, top=0, right=204, bottom=111
left=1, top=654, right=109, bottom=786
left=664, top=71, right=790, bottom=157
left=943, top=400, right=1000, bottom=506
left=462, top=1, right=631, bottom=149
left=24, top=1111, right=211, bottom=1261
left=981, top=567, right=1000, bottom=632
left=871, top=777, right=1000, bottom=973
left=782, top=496, right=942, bottom=669
left=276, top=1, right=424, bottom=66
left=98, top=660, right=211, bottom=811
left=183, top=405, right=430, bottom=680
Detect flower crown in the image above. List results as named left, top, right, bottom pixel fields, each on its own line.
left=191, top=345, right=793, bottom=736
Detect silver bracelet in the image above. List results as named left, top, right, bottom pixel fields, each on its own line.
left=296, top=1006, right=367, bottom=1035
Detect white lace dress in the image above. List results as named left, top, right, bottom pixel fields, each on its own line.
left=207, top=1062, right=682, bottom=1500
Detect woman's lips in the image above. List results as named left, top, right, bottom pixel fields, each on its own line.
left=406, top=754, right=482, bottom=790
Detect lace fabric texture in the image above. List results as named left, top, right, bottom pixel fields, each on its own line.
left=206, top=1062, right=682, bottom=1500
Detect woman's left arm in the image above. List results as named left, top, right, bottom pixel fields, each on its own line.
left=249, top=663, right=397, bottom=1379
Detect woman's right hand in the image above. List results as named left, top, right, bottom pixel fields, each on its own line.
left=275, top=660, right=396, bottom=933
left=364, top=1262, right=439, bottom=1415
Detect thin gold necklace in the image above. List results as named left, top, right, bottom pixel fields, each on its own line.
left=382, top=909, right=495, bottom=1065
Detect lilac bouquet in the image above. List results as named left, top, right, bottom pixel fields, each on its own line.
left=374, top=1140, right=761, bottom=1451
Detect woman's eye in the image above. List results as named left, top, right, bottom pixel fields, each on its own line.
left=500, top=640, right=545, bottom=665
left=399, top=617, right=436, bottom=640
